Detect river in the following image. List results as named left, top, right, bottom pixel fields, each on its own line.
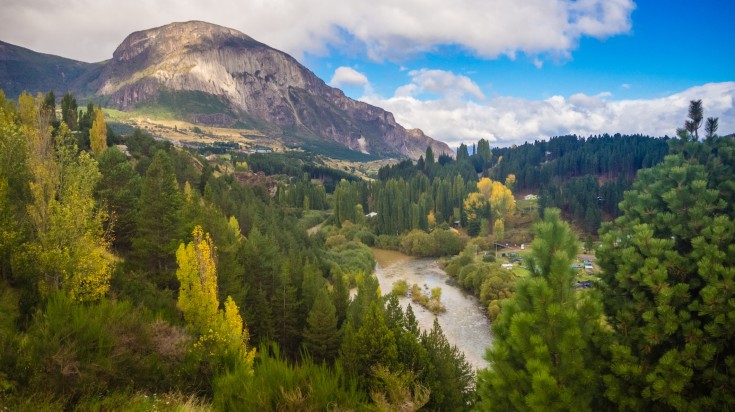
left=373, top=249, right=493, bottom=371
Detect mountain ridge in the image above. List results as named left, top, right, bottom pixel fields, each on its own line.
left=0, top=21, right=451, bottom=160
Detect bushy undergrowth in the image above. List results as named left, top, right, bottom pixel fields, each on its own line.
left=399, top=229, right=466, bottom=257
left=213, top=344, right=368, bottom=410
left=9, top=293, right=198, bottom=407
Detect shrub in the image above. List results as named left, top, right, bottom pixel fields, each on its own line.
left=375, top=235, right=400, bottom=250
left=354, top=230, right=376, bottom=246
left=431, top=229, right=465, bottom=256
left=15, top=294, right=196, bottom=406
left=391, top=280, right=409, bottom=296
left=325, top=234, right=348, bottom=249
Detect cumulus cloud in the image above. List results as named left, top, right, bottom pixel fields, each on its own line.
left=0, top=0, right=634, bottom=63
left=329, top=67, right=369, bottom=87
left=361, top=78, right=735, bottom=147
left=405, top=69, right=485, bottom=100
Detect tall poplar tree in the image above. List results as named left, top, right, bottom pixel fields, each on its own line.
left=16, top=94, right=112, bottom=302
left=176, top=225, right=255, bottom=372
left=477, top=209, right=608, bottom=411
left=90, top=107, right=107, bottom=156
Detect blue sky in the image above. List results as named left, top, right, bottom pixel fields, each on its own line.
left=1, top=0, right=733, bottom=147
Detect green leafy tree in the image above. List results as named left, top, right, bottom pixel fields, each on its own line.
left=0, top=95, right=30, bottom=279
left=598, top=102, right=734, bottom=410
left=16, top=94, right=112, bottom=303
left=477, top=209, right=608, bottom=411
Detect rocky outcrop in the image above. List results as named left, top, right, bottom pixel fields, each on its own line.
left=0, top=21, right=453, bottom=159
left=93, top=21, right=451, bottom=159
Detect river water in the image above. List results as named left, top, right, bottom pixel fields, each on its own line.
left=373, top=249, right=493, bottom=371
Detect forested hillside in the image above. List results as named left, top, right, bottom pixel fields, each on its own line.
left=0, top=90, right=472, bottom=410
left=1, top=90, right=733, bottom=411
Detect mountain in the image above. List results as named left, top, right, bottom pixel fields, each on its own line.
left=0, top=21, right=451, bottom=160
left=0, top=41, right=101, bottom=99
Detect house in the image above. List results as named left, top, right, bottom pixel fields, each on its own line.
left=501, top=263, right=514, bottom=270
left=524, top=194, right=538, bottom=201
left=365, top=212, right=378, bottom=218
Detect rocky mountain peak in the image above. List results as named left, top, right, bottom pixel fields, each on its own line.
left=112, top=21, right=261, bottom=64
left=1, top=21, right=453, bottom=160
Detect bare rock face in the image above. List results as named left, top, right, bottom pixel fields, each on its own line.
left=94, top=21, right=452, bottom=159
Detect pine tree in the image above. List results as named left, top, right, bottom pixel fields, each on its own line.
left=131, top=150, right=183, bottom=281
left=425, top=146, right=435, bottom=166
left=302, top=288, right=340, bottom=364
left=457, top=143, right=470, bottom=160
left=598, top=104, right=735, bottom=409
left=477, top=209, right=608, bottom=411
left=477, top=138, right=492, bottom=164
left=340, top=301, right=398, bottom=390
left=421, top=318, right=475, bottom=410
left=271, top=270, right=300, bottom=355
left=95, top=147, right=140, bottom=251
left=60, top=92, right=78, bottom=130
left=331, top=270, right=350, bottom=327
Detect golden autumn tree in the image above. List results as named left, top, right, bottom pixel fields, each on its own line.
left=20, top=93, right=112, bottom=302
left=89, top=107, right=107, bottom=156
left=465, top=178, right=516, bottom=238
left=488, top=180, right=515, bottom=222
left=176, top=225, right=255, bottom=373
left=427, top=210, right=437, bottom=228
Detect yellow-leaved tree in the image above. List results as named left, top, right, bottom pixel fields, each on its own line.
left=488, top=180, right=515, bottom=221
left=176, top=225, right=255, bottom=373
left=464, top=178, right=516, bottom=237
left=20, top=92, right=112, bottom=302
left=90, top=107, right=107, bottom=156
left=427, top=210, right=437, bottom=228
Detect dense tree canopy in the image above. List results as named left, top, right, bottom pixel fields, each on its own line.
left=478, top=209, right=609, bottom=411
left=598, top=103, right=735, bottom=409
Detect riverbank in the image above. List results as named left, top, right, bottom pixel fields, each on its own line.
left=372, top=249, right=493, bottom=371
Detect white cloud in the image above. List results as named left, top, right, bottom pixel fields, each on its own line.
left=361, top=80, right=735, bottom=147
left=401, top=69, right=485, bottom=100
left=0, top=0, right=634, bottom=63
left=621, top=83, right=632, bottom=89
left=329, top=66, right=369, bottom=87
